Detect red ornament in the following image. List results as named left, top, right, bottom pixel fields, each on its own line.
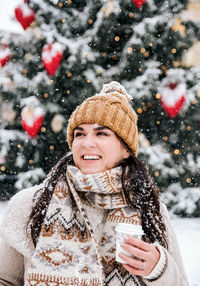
left=160, top=83, right=186, bottom=118
left=42, top=43, right=63, bottom=76
left=21, top=105, right=44, bottom=138
left=15, top=3, right=35, bottom=30
left=133, top=0, right=146, bottom=8
left=0, top=45, right=10, bottom=67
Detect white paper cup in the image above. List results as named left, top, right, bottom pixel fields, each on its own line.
left=115, top=223, right=144, bottom=263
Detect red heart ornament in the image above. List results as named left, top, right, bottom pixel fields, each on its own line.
left=0, top=46, right=10, bottom=67
left=133, top=0, right=146, bottom=8
left=21, top=106, right=44, bottom=138
left=42, top=43, right=63, bottom=76
left=15, top=3, right=35, bottom=30
left=160, top=83, right=186, bottom=118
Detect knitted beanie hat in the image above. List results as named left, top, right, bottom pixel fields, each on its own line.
left=67, top=81, right=138, bottom=156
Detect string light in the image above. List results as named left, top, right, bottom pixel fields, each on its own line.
left=149, top=42, right=153, bottom=46
left=58, top=2, right=63, bottom=7
left=87, top=79, right=91, bottom=83
left=17, top=144, right=22, bottom=149
left=88, top=19, right=93, bottom=24
left=112, top=55, right=117, bottom=60
left=29, top=159, right=34, bottom=164
left=137, top=108, right=143, bottom=114
left=97, top=69, right=102, bottom=74
left=186, top=178, right=191, bottom=183
left=49, top=145, right=55, bottom=150
left=129, top=12, right=134, bottom=18
left=127, top=47, right=133, bottom=53
left=0, top=166, right=6, bottom=172
left=156, top=121, right=160, bottom=125
left=23, top=69, right=28, bottom=74
left=66, top=90, right=70, bottom=94
left=163, top=136, right=168, bottom=141
left=139, top=68, right=143, bottom=72
left=171, top=48, right=177, bottom=54
left=50, top=80, right=54, bottom=84
left=85, top=54, right=89, bottom=58
left=67, top=72, right=72, bottom=77
left=115, top=36, right=120, bottom=42
left=147, top=102, right=152, bottom=107
left=41, top=127, right=46, bottom=132
left=174, top=149, right=180, bottom=155
left=43, top=93, right=48, bottom=98
left=144, top=52, right=149, bottom=57
left=67, top=0, right=72, bottom=4
left=187, top=126, right=191, bottom=131
left=154, top=171, right=160, bottom=177
left=61, top=19, right=65, bottom=23
left=140, top=48, right=145, bottom=53
left=155, top=93, right=161, bottom=99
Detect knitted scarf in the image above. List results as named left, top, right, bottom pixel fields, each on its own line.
left=25, top=165, right=146, bottom=286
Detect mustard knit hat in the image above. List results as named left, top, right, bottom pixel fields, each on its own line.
left=67, top=81, right=138, bottom=156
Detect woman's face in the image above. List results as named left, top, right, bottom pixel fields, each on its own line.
left=72, top=124, right=129, bottom=174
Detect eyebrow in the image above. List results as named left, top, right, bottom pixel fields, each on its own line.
left=74, top=126, right=111, bottom=132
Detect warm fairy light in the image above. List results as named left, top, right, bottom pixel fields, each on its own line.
left=191, top=99, right=197, bottom=104
left=147, top=102, right=152, bottom=107
left=129, top=12, right=134, bottom=18
left=43, top=93, right=48, bottom=98
left=139, top=68, right=143, bottom=72
left=156, top=121, right=160, bottom=125
left=29, top=159, right=34, bottom=164
left=127, top=47, right=133, bottom=53
left=112, top=55, right=117, bottom=60
left=41, top=127, right=46, bottom=132
left=155, top=171, right=160, bottom=177
left=144, top=52, right=149, bottom=57
left=49, top=145, right=54, bottom=150
left=101, top=52, right=107, bottom=57
left=161, top=65, right=167, bottom=71
left=23, top=69, right=28, bottom=74
left=87, top=79, right=91, bottom=83
left=155, top=93, right=161, bottom=99
left=186, top=178, right=191, bottom=183
left=101, top=7, right=105, bottom=11
left=17, top=144, right=22, bottom=149
left=0, top=166, right=6, bottom=171
left=140, top=48, right=145, bottom=53
left=50, top=80, right=54, bottom=84
left=163, top=136, right=168, bottom=141
left=187, top=126, right=191, bottom=131
left=143, top=106, right=147, bottom=111
left=174, top=149, right=180, bottom=155
left=118, top=9, right=121, bottom=13
left=67, top=72, right=72, bottom=77
left=67, top=0, right=72, bottom=4
left=137, top=108, right=143, bottom=114
left=61, top=19, right=65, bottom=23
left=149, top=42, right=153, bottom=46
left=115, top=36, right=120, bottom=42
left=85, top=54, right=89, bottom=58
left=58, top=2, right=63, bottom=7
left=66, top=90, right=70, bottom=94
left=171, top=48, right=177, bottom=54
left=88, top=19, right=93, bottom=24
left=97, top=69, right=102, bottom=74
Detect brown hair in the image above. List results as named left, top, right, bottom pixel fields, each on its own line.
left=28, top=153, right=168, bottom=249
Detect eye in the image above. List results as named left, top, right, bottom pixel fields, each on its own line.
left=74, top=132, right=84, bottom=137
left=96, top=131, right=109, bottom=136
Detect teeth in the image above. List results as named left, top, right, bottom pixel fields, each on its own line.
left=83, top=155, right=100, bottom=160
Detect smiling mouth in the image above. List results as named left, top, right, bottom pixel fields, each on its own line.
left=82, top=155, right=101, bottom=160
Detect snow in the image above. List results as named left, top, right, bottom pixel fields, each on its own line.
left=0, top=200, right=199, bottom=285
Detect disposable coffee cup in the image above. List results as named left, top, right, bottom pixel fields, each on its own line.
left=115, top=223, right=144, bottom=264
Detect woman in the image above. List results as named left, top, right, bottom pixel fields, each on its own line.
left=0, top=81, right=188, bottom=285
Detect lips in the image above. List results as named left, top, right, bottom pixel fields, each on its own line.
left=82, top=155, right=101, bottom=160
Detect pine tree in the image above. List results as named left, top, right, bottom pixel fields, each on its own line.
left=0, top=0, right=200, bottom=216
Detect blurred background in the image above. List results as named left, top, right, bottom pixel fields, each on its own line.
left=0, top=0, right=199, bottom=285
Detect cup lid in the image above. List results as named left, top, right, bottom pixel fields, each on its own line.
left=115, top=223, right=144, bottom=235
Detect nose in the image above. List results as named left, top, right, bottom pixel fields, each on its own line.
left=81, top=135, right=96, bottom=148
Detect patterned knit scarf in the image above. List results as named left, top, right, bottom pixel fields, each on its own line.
left=25, top=166, right=146, bottom=286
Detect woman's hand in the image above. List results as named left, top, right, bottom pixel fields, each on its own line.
left=119, top=236, right=160, bottom=277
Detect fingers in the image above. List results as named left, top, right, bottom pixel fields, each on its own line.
left=119, top=238, right=160, bottom=276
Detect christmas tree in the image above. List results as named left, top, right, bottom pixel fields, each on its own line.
left=0, top=0, right=200, bottom=216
